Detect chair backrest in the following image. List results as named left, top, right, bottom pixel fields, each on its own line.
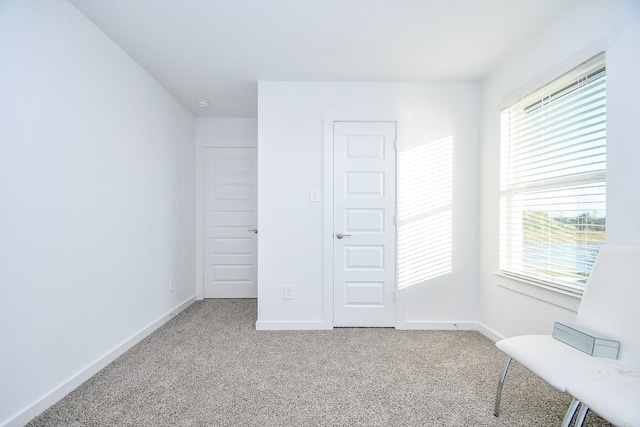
left=576, top=244, right=640, bottom=365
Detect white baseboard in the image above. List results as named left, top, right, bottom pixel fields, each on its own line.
left=397, top=320, right=479, bottom=331
left=255, top=320, right=333, bottom=330
left=397, top=320, right=505, bottom=342
left=476, top=322, right=505, bottom=342
left=5, top=296, right=197, bottom=427
left=255, top=319, right=506, bottom=342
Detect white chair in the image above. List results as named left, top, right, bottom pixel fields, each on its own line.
left=493, top=245, right=640, bottom=425
left=565, top=373, right=640, bottom=427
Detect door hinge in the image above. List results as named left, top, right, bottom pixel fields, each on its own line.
left=393, top=215, right=397, bottom=225
left=394, top=140, right=398, bottom=150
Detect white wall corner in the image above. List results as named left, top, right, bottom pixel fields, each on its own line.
left=476, top=323, right=504, bottom=342
left=5, top=297, right=197, bottom=427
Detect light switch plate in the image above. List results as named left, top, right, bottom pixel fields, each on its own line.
left=309, top=187, right=320, bottom=202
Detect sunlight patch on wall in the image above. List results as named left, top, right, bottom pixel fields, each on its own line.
left=398, top=137, right=453, bottom=288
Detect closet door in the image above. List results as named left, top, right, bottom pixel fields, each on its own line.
left=203, top=147, right=257, bottom=298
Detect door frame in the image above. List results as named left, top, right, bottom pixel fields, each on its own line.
left=322, top=112, right=405, bottom=327
left=196, top=139, right=257, bottom=300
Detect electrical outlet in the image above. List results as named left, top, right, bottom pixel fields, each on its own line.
left=169, top=277, right=175, bottom=292
left=283, top=284, right=294, bottom=300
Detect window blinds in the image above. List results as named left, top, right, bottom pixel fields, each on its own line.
left=499, top=52, right=606, bottom=292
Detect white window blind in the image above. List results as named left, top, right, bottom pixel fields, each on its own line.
left=499, top=52, right=606, bottom=293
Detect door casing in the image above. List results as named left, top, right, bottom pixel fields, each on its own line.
left=203, top=147, right=258, bottom=298
left=196, top=139, right=257, bottom=300
left=323, top=114, right=401, bottom=328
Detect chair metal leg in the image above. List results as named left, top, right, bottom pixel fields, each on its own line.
left=574, top=403, right=589, bottom=427
left=494, top=355, right=512, bottom=416
left=560, top=398, right=581, bottom=427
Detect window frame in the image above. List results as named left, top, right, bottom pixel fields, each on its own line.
left=497, top=51, right=607, bottom=297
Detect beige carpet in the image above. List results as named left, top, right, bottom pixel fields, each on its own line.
left=28, top=299, right=611, bottom=426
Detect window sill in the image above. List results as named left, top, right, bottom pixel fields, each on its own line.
left=494, top=271, right=582, bottom=312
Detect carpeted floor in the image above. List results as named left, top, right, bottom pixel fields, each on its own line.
left=28, top=299, right=612, bottom=426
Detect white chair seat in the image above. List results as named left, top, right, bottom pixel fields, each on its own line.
left=493, top=245, right=640, bottom=421
left=496, top=335, right=637, bottom=391
left=566, top=373, right=640, bottom=427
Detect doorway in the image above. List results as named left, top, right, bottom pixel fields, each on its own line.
left=203, top=147, right=258, bottom=298
left=332, top=121, right=397, bottom=326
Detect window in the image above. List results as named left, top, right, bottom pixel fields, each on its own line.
left=499, top=52, right=606, bottom=294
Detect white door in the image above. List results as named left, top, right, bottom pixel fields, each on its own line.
left=203, top=147, right=257, bottom=298
left=333, top=122, right=397, bottom=327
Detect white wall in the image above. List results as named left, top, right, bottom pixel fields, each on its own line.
left=195, top=118, right=258, bottom=299
left=257, top=82, right=480, bottom=329
left=478, top=0, right=640, bottom=339
left=0, top=1, right=196, bottom=425
left=197, top=118, right=258, bottom=142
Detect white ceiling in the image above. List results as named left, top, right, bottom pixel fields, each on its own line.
left=69, top=0, right=580, bottom=118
